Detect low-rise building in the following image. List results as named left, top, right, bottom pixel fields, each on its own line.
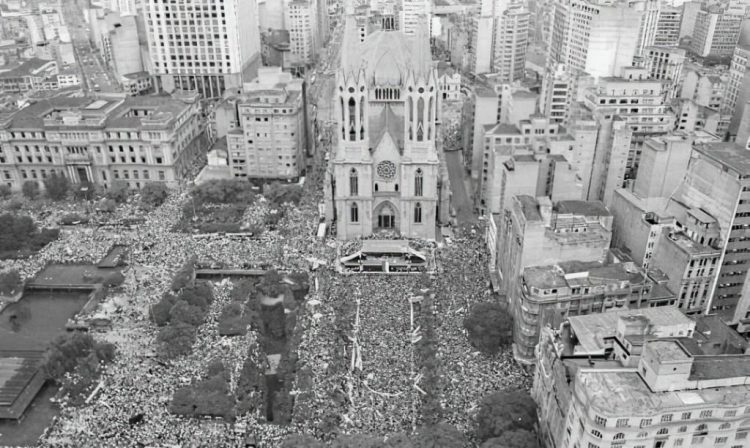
left=0, top=58, right=58, bottom=93
left=534, top=308, right=750, bottom=448
left=437, top=62, right=460, bottom=102
left=0, top=91, right=205, bottom=191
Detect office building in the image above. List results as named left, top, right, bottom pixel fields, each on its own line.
left=588, top=115, right=632, bottom=206
left=0, top=92, right=205, bottom=191
left=643, top=46, right=685, bottom=98
left=326, top=15, right=445, bottom=240
left=224, top=67, right=305, bottom=180
left=689, top=4, right=743, bottom=59
left=0, top=58, right=59, bottom=93
left=546, top=0, right=642, bottom=78
left=286, top=0, right=320, bottom=67
left=727, top=44, right=750, bottom=139
left=654, top=5, right=682, bottom=47
left=628, top=0, right=659, bottom=57
left=582, top=71, right=674, bottom=182
left=632, top=134, right=693, bottom=199
left=534, top=308, right=750, bottom=448
left=680, top=64, right=732, bottom=136
left=470, top=0, right=529, bottom=79
left=539, top=64, right=594, bottom=125
left=679, top=0, right=701, bottom=39
left=668, top=142, right=750, bottom=331
left=143, top=0, right=261, bottom=98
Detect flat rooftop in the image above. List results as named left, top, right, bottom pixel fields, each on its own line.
left=649, top=340, right=691, bottom=362
left=666, top=231, right=720, bottom=255
left=554, top=200, right=610, bottom=217
left=567, top=307, right=692, bottom=354
left=579, top=370, right=750, bottom=416
left=694, top=142, right=750, bottom=176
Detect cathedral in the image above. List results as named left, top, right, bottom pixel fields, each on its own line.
left=326, top=8, right=445, bottom=240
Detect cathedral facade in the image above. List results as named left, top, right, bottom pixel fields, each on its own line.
left=326, top=13, right=441, bottom=240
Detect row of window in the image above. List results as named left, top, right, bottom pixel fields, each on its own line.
left=594, top=408, right=750, bottom=429
left=349, top=168, right=423, bottom=196
left=349, top=203, right=424, bottom=224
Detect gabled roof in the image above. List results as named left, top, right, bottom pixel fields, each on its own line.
left=369, top=104, right=404, bottom=153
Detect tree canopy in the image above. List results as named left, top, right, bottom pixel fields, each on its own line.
left=140, top=182, right=169, bottom=208
left=43, top=172, right=70, bottom=200
left=193, top=179, right=256, bottom=204
left=480, top=430, right=540, bottom=448
left=21, top=181, right=39, bottom=199
left=463, top=302, right=513, bottom=355
left=475, top=390, right=538, bottom=442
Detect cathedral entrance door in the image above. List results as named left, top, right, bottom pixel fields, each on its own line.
left=376, top=203, right=397, bottom=232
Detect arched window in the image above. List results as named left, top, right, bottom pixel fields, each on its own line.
left=695, top=424, right=707, bottom=433
left=591, top=429, right=602, bottom=439
left=417, top=97, right=424, bottom=141
left=613, top=433, right=625, bottom=440
left=350, top=202, right=359, bottom=223
left=374, top=183, right=379, bottom=192
left=360, top=97, right=365, bottom=139
left=348, top=97, right=356, bottom=141
left=414, top=202, right=422, bottom=223
left=350, top=168, right=358, bottom=196
left=340, top=97, right=345, bottom=138
left=414, top=168, right=423, bottom=196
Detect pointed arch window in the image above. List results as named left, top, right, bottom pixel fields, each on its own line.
left=350, top=202, right=359, bottom=223
left=417, top=97, right=425, bottom=141
left=360, top=97, right=365, bottom=139
left=348, top=97, right=356, bottom=141
left=414, top=202, right=422, bottom=223
left=415, top=168, right=423, bottom=196
left=350, top=168, right=358, bottom=196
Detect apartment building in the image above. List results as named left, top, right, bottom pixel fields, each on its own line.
left=286, top=0, right=319, bottom=67
left=470, top=0, right=528, bottom=80
left=546, top=0, right=642, bottom=78
left=0, top=92, right=205, bottom=191
left=690, top=4, right=743, bottom=59
left=534, top=308, right=750, bottom=448
left=225, top=67, right=305, bottom=180
left=143, top=0, right=261, bottom=98
left=668, top=142, right=750, bottom=331
left=0, top=58, right=59, bottom=94
left=727, top=44, right=750, bottom=139
left=654, top=5, right=682, bottom=47
left=628, top=0, right=659, bottom=57
left=582, top=72, right=674, bottom=181
left=643, top=46, right=685, bottom=99
left=539, top=64, right=594, bottom=126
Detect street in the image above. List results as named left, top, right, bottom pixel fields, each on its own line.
left=445, top=149, right=476, bottom=225
left=59, top=0, right=120, bottom=93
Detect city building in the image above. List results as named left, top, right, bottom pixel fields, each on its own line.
left=689, top=3, right=743, bottom=59
left=0, top=92, right=205, bottom=191
left=539, top=64, right=594, bottom=126
left=654, top=5, right=682, bottom=47
left=93, top=12, right=147, bottom=82
left=632, top=134, right=694, bottom=199
left=534, top=308, right=750, bottom=448
left=587, top=115, right=633, bottom=206
left=469, top=0, right=528, bottom=80
left=120, top=72, right=152, bottom=96
left=143, top=0, right=262, bottom=98
left=643, top=46, right=685, bottom=98
left=225, top=67, right=305, bottom=180
left=325, top=15, right=446, bottom=240
left=546, top=0, right=642, bottom=78
left=668, top=142, right=750, bottom=332
left=737, top=101, right=750, bottom=150
left=286, top=0, right=320, bottom=67
left=437, top=62, right=460, bottom=102
left=400, top=0, right=431, bottom=36
left=727, top=44, right=750, bottom=139
left=628, top=0, right=659, bottom=57
left=679, top=0, right=702, bottom=39
left=582, top=71, right=675, bottom=182
left=0, top=58, right=58, bottom=93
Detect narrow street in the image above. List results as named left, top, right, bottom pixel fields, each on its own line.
left=445, top=150, right=477, bottom=225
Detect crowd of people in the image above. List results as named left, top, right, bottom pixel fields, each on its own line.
left=0, top=137, right=530, bottom=448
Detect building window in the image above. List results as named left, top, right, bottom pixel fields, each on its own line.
left=700, top=411, right=713, bottom=419
left=613, top=433, right=625, bottom=441
left=415, top=168, right=423, bottom=196
left=678, top=426, right=687, bottom=433
left=657, top=428, right=668, bottom=435
left=594, top=416, right=607, bottom=427
left=591, top=429, right=602, bottom=438
left=158, top=171, right=165, bottom=180
left=715, top=437, right=728, bottom=444
left=681, top=412, right=691, bottom=420
left=350, top=202, right=359, bottom=223
left=640, top=419, right=652, bottom=428
left=616, top=419, right=629, bottom=428
left=662, top=414, right=673, bottom=423
left=414, top=202, right=422, bottom=223
left=350, top=168, right=358, bottom=196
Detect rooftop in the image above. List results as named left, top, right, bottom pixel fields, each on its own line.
left=665, top=231, right=720, bottom=255
left=649, top=340, right=690, bottom=362
left=554, top=200, right=610, bottom=217
left=516, top=195, right=543, bottom=222
left=694, top=142, right=750, bottom=176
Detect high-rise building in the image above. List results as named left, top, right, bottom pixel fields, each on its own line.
left=539, top=64, right=594, bottom=125
left=0, top=93, right=205, bottom=191
left=400, top=0, right=431, bottom=36
left=679, top=0, right=701, bottom=39
left=668, top=142, right=750, bottom=331
left=643, top=46, right=685, bottom=98
left=689, top=4, right=743, bottom=59
left=224, top=67, right=306, bottom=180
left=628, top=0, right=660, bottom=57
left=326, top=14, right=445, bottom=240
left=143, top=0, right=261, bottom=98
left=727, top=44, right=750, bottom=139
left=582, top=71, right=674, bottom=183
left=286, top=0, right=320, bottom=67
left=469, top=0, right=529, bottom=79
left=737, top=101, right=750, bottom=150
left=680, top=64, right=732, bottom=136
left=588, top=115, right=632, bottom=206
left=534, top=308, right=750, bottom=448
left=546, top=0, right=642, bottom=78
left=654, top=5, right=682, bottom=47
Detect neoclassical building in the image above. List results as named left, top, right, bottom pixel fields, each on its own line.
left=326, top=11, right=442, bottom=240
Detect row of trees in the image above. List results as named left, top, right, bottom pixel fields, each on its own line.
left=151, top=281, right=215, bottom=359
left=42, top=332, right=116, bottom=405
left=463, top=302, right=513, bottom=355
left=170, top=360, right=236, bottom=420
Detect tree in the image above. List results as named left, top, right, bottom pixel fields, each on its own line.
left=414, top=424, right=468, bottom=448
left=0, top=184, right=11, bottom=199
left=150, top=293, right=177, bottom=326
left=463, top=302, right=513, bottom=355
left=192, top=179, right=256, bottom=204
left=0, top=270, right=22, bottom=296
left=156, top=323, right=196, bottom=359
left=107, top=181, right=129, bottom=203
left=43, top=172, right=70, bottom=200
left=475, top=390, right=538, bottom=442
left=22, top=181, right=39, bottom=199
left=480, top=430, right=540, bottom=448
left=170, top=300, right=206, bottom=327
left=281, top=435, right=325, bottom=448
left=140, top=182, right=169, bottom=208
left=331, top=435, right=383, bottom=448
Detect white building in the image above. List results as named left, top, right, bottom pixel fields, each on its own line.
left=143, top=0, right=261, bottom=98
left=400, top=0, right=432, bottom=36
